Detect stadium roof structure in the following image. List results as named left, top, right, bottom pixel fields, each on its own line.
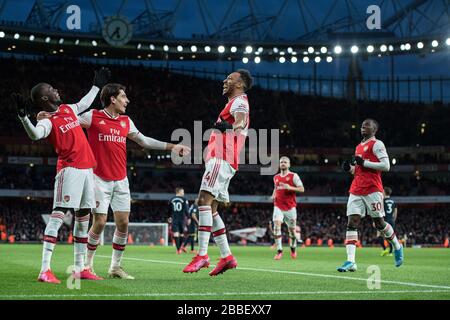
left=0, top=0, right=449, bottom=62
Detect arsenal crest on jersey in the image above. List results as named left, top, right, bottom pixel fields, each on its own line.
left=364, top=146, right=369, bottom=152
left=120, top=121, right=126, bottom=128
left=64, top=108, right=70, bottom=114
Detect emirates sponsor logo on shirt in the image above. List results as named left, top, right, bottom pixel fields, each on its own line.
left=58, top=118, right=81, bottom=133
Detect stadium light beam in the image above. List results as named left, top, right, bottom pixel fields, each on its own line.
left=388, top=45, right=394, bottom=52
left=245, top=46, right=253, bottom=53
left=204, top=45, right=211, bottom=52
left=405, top=43, right=411, bottom=50
left=320, top=46, right=327, bottom=53
left=242, top=57, right=249, bottom=64
left=431, top=40, right=438, bottom=47
left=350, top=45, right=359, bottom=54
left=0, top=31, right=5, bottom=38
left=446, top=38, right=450, bottom=46
left=279, top=56, right=286, bottom=63
left=190, top=45, right=197, bottom=52
left=92, top=40, right=97, bottom=46
left=29, top=35, right=35, bottom=41
left=287, top=47, right=293, bottom=54
left=307, top=46, right=314, bottom=53
left=367, top=45, right=374, bottom=53
left=14, top=33, right=19, bottom=39
left=254, top=56, right=261, bottom=64
left=45, top=37, right=51, bottom=43
left=230, top=46, right=237, bottom=53
left=218, top=45, right=225, bottom=53
left=149, top=44, right=155, bottom=50
left=303, top=56, right=309, bottom=63
left=273, top=47, right=279, bottom=53
left=380, top=45, right=387, bottom=52
left=326, top=56, right=333, bottom=63
left=163, top=45, right=169, bottom=51
left=291, top=56, right=297, bottom=63
left=417, top=42, right=424, bottom=49
left=334, top=45, right=342, bottom=54
left=177, top=45, right=183, bottom=52
left=315, top=56, right=321, bottom=63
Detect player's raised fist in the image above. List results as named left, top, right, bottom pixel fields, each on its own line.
left=172, top=144, right=191, bottom=156
left=11, top=93, right=29, bottom=118
left=93, top=67, right=111, bottom=88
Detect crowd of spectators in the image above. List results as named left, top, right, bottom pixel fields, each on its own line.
left=0, top=199, right=447, bottom=246
left=1, top=57, right=449, bottom=149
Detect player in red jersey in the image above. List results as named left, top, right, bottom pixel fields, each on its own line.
left=182, top=69, right=253, bottom=276
left=271, top=156, right=305, bottom=260
left=337, top=119, right=404, bottom=272
left=12, top=68, right=110, bottom=283
left=38, top=83, right=191, bottom=279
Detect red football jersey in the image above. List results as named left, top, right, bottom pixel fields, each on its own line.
left=274, top=172, right=303, bottom=211
left=349, top=138, right=386, bottom=195
left=46, top=104, right=96, bottom=172
left=85, top=110, right=136, bottom=181
left=206, top=94, right=250, bottom=170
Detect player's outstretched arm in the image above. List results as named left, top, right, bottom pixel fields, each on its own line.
left=68, top=67, right=111, bottom=115
left=12, top=93, right=51, bottom=141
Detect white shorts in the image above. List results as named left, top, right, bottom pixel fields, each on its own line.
left=273, top=206, right=297, bottom=228
left=93, top=175, right=131, bottom=214
left=53, top=167, right=95, bottom=209
left=200, top=158, right=236, bottom=203
left=347, top=192, right=385, bottom=218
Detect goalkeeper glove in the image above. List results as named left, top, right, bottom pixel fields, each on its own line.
left=93, top=67, right=111, bottom=88
left=11, top=93, right=30, bottom=118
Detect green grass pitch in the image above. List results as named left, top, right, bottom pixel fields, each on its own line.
left=0, top=244, right=449, bottom=300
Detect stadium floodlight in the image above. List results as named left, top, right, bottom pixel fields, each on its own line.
left=291, top=56, right=297, bottom=63
left=405, top=43, right=411, bottom=50
left=245, top=45, right=253, bottom=53
left=417, top=42, right=424, bottom=49
left=14, top=33, right=19, bottom=39
left=431, top=40, right=438, bottom=47
left=392, top=158, right=397, bottom=165
left=58, top=38, right=64, bottom=44
left=279, top=56, right=286, bottom=63
left=303, top=56, right=309, bottom=63
left=257, top=47, right=263, bottom=53
left=0, top=31, right=4, bottom=38
left=400, top=44, right=405, bottom=51
left=307, top=46, right=314, bottom=53
left=287, top=47, right=293, bottom=53
left=149, top=44, right=155, bottom=50
left=279, top=51, right=285, bottom=56
left=75, top=39, right=79, bottom=45
left=315, top=56, right=321, bottom=63
left=230, top=46, right=237, bottom=53
left=177, top=45, right=183, bottom=52
left=320, top=46, right=327, bottom=53
left=326, top=56, right=333, bottom=63
left=242, top=57, right=249, bottom=64
left=446, top=38, right=450, bottom=46
left=45, top=37, right=51, bottom=43
left=380, top=44, right=387, bottom=52
left=190, top=45, right=197, bottom=52
left=137, top=43, right=142, bottom=50
left=334, top=45, right=342, bottom=54
left=367, top=45, right=374, bottom=53
left=388, top=45, right=394, bottom=51
left=29, top=35, right=35, bottom=41
left=204, top=45, right=211, bottom=52
left=350, top=45, right=359, bottom=54
left=218, top=45, right=225, bottom=53
left=163, top=45, right=169, bottom=51
left=254, top=56, right=261, bottom=64
left=273, top=47, right=279, bottom=53
left=92, top=40, right=97, bottom=46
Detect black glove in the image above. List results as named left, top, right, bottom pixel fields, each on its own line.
left=212, top=121, right=233, bottom=133
left=93, top=67, right=111, bottom=88
left=354, top=155, right=365, bottom=166
left=11, top=93, right=29, bottom=118
left=341, top=160, right=351, bottom=172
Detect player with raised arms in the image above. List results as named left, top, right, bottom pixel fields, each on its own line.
left=338, top=119, right=404, bottom=272
left=38, top=82, right=191, bottom=279
left=12, top=67, right=110, bottom=283
left=271, top=156, right=305, bottom=260
left=182, top=69, right=253, bottom=276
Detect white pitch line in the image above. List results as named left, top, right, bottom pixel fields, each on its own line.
left=2, top=289, right=450, bottom=299
left=95, top=255, right=450, bottom=290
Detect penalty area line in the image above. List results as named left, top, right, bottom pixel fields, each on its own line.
left=95, top=255, right=450, bottom=290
